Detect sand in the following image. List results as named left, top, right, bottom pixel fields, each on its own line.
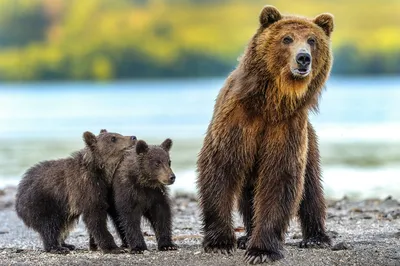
left=0, top=188, right=399, bottom=266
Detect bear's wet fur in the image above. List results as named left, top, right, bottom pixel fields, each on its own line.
left=111, top=139, right=178, bottom=253
left=15, top=129, right=136, bottom=254
left=197, top=6, right=334, bottom=264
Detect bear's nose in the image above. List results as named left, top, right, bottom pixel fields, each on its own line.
left=131, top=136, right=137, bottom=141
left=169, top=174, right=176, bottom=183
left=296, top=53, right=311, bottom=67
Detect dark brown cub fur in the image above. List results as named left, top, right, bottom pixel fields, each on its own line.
left=197, top=5, right=334, bottom=264
left=15, top=129, right=136, bottom=253
left=112, top=139, right=177, bottom=253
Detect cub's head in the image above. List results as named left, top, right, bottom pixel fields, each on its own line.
left=136, top=139, right=175, bottom=187
left=254, top=6, right=334, bottom=97
left=83, top=129, right=137, bottom=169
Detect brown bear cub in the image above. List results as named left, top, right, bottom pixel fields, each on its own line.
left=197, top=5, right=334, bottom=264
left=15, top=129, right=136, bottom=254
left=111, top=139, right=178, bottom=253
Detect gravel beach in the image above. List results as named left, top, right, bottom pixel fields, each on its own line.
left=0, top=187, right=399, bottom=266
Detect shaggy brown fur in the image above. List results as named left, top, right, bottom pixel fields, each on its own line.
left=15, top=129, right=136, bottom=253
left=111, top=139, right=177, bottom=253
left=197, top=6, right=334, bottom=264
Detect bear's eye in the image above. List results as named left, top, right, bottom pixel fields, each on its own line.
left=282, top=36, right=293, bottom=44
left=155, top=160, right=162, bottom=167
left=307, top=37, right=316, bottom=46
left=111, top=136, right=117, bottom=143
left=168, top=160, right=171, bottom=167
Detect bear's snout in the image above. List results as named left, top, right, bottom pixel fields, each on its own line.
left=296, top=52, right=311, bottom=68
left=169, top=174, right=176, bottom=184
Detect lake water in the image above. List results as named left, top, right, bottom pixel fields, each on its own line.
left=1, top=77, right=400, bottom=199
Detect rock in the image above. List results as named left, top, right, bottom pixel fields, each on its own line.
left=332, top=242, right=352, bottom=251
left=327, top=231, right=339, bottom=239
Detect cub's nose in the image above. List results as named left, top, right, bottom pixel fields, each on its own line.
left=131, top=136, right=137, bottom=141
left=169, top=174, right=176, bottom=183
left=296, top=53, right=311, bottom=67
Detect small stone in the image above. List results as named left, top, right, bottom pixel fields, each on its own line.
left=194, top=251, right=201, bottom=255
left=292, top=233, right=302, bottom=239
left=327, top=231, right=339, bottom=239
left=332, top=242, right=351, bottom=251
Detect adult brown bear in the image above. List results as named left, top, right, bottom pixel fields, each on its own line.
left=197, top=5, right=334, bottom=264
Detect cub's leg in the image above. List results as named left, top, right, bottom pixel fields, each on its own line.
left=144, top=192, right=177, bottom=251
left=298, top=122, right=331, bottom=248
left=82, top=206, right=122, bottom=254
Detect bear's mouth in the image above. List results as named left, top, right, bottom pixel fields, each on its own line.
left=291, top=68, right=311, bottom=78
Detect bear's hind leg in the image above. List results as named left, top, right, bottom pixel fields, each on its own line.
left=298, top=122, right=331, bottom=248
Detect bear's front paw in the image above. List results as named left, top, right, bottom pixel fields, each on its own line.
left=159, top=243, right=178, bottom=251
left=299, top=234, right=331, bottom=248
left=244, top=248, right=284, bottom=264
left=129, top=244, right=148, bottom=254
left=61, top=243, right=76, bottom=251
left=203, top=234, right=235, bottom=255
left=237, top=235, right=248, bottom=250
left=102, top=247, right=127, bottom=254
left=48, top=246, right=71, bottom=255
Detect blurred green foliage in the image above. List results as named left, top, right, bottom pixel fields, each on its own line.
left=0, top=0, right=399, bottom=81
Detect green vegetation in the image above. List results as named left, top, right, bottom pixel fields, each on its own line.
left=0, top=0, right=399, bottom=81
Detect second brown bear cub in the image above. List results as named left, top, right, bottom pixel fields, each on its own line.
left=111, top=139, right=178, bottom=253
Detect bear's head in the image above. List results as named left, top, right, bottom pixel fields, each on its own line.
left=135, top=139, right=176, bottom=187
left=252, top=6, right=334, bottom=98
left=83, top=129, right=137, bottom=173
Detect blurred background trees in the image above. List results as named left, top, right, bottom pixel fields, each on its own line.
left=0, top=0, right=399, bottom=81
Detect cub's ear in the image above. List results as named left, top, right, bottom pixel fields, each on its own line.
left=83, top=131, right=97, bottom=147
left=161, top=138, right=173, bottom=152
left=259, top=5, right=282, bottom=28
left=314, top=13, right=334, bottom=37
left=136, top=140, right=149, bottom=155
left=100, top=129, right=108, bottom=134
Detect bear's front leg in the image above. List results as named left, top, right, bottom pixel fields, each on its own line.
left=117, top=205, right=148, bottom=254
left=197, top=147, right=247, bottom=254
left=82, top=207, right=123, bottom=254
left=245, top=123, right=308, bottom=264
left=298, top=122, right=331, bottom=248
left=144, top=192, right=177, bottom=251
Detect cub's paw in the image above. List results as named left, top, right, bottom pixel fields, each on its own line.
left=159, top=243, right=178, bottom=251
left=61, top=243, right=76, bottom=251
left=203, top=234, right=235, bottom=255
left=244, top=248, right=284, bottom=264
left=48, top=247, right=71, bottom=255
left=102, top=247, right=127, bottom=254
left=299, top=234, right=332, bottom=249
left=237, top=236, right=248, bottom=250
left=89, top=244, right=98, bottom=251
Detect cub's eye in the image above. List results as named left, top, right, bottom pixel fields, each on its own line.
left=168, top=160, right=171, bottom=167
left=308, top=37, right=316, bottom=46
left=282, top=36, right=293, bottom=44
left=111, top=136, right=117, bottom=143
left=155, top=160, right=162, bottom=167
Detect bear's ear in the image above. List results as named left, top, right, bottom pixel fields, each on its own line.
left=83, top=131, right=97, bottom=148
left=161, top=138, right=173, bottom=152
left=259, top=5, right=282, bottom=28
left=100, top=129, right=108, bottom=134
left=314, top=13, right=334, bottom=37
left=136, top=140, right=149, bottom=155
